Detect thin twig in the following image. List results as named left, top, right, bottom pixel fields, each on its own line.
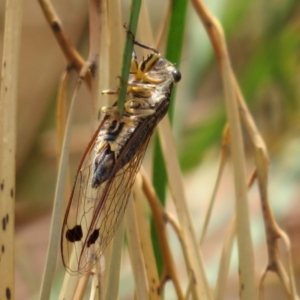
left=200, top=124, right=230, bottom=245
left=37, top=0, right=91, bottom=87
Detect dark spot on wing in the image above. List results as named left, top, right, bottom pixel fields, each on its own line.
left=66, top=225, right=83, bottom=242
left=87, top=229, right=100, bottom=247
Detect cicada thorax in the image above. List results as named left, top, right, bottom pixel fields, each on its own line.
left=61, top=41, right=181, bottom=275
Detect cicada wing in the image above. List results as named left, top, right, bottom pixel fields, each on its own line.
left=76, top=127, right=154, bottom=274
left=60, top=121, right=105, bottom=275
left=61, top=116, right=156, bottom=275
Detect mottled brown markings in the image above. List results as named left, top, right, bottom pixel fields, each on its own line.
left=2, top=217, right=6, bottom=231
left=1, top=245, right=4, bottom=253
left=6, top=287, right=11, bottom=299
left=90, top=62, right=97, bottom=77
left=156, top=286, right=161, bottom=295
left=0, top=181, right=4, bottom=190
left=10, top=189, right=13, bottom=198
left=51, top=21, right=60, bottom=33
left=205, top=20, right=213, bottom=29
left=66, top=64, right=74, bottom=71
left=6, top=214, right=9, bottom=224
left=3, top=61, right=6, bottom=67
left=5, top=87, right=8, bottom=92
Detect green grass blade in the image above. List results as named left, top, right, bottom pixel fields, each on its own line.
left=117, top=0, right=141, bottom=115
left=151, top=0, right=188, bottom=274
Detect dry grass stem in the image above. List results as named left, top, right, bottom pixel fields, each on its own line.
left=90, top=271, right=102, bottom=300
left=103, top=220, right=125, bottom=300
left=136, top=1, right=155, bottom=47
left=214, top=165, right=263, bottom=299
left=191, top=0, right=257, bottom=298
left=191, top=0, right=299, bottom=298
left=40, top=73, right=87, bottom=300
left=162, top=212, right=194, bottom=298
left=72, top=273, right=90, bottom=300
left=232, top=31, right=299, bottom=300
left=200, top=124, right=230, bottom=245
left=125, top=194, right=149, bottom=299
left=141, top=170, right=185, bottom=300
left=37, top=0, right=89, bottom=86
left=255, top=147, right=299, bottom=298
left=0, top=0, right=23, bottom=299
left=107, top=1, right=123, bottom=91
left=158, top=116, right=213, bottom=299
left=133, top=175, right=161, bottom=300
left=214, top=217, right=236, bottom=300
left=90, top=0, right=109, bottom=113
left=56, top=70, right=69, bottom=152
left=155, top=1, right=171, bottom=50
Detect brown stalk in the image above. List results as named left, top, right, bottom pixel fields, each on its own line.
left=191, top=1, right=256, bottom=298
left=37, top=0, right=91, bottom=87
left=141, top=170, right=184, bottom=300
left=191, top=0, right=299, bottom=298
left=232, top=21, right=299, bottom=300
left=133, top=176, right=161, bottom=300
left=163, top=212, right=196, bottom=299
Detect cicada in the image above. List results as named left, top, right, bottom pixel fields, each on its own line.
left=61, top=40, right=181, bottom=275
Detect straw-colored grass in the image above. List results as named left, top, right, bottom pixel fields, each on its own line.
left=1, top=0, right=299, bottom=299
left=0, top=1, right=22, bottom=299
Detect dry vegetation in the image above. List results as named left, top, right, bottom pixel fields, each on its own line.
left=0, top=0, right=299, bottom=299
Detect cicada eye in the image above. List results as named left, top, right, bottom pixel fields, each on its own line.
left=172, top=69, right=181, bottom=82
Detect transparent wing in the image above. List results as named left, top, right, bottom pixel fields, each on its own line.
left=61, top=116, right=156, bottom=275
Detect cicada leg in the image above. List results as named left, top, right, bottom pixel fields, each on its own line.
left=102, top=88, right=120, bottom=95
left=124, top=98, right=155, bottom=117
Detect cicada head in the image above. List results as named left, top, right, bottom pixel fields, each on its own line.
left=145, top=57, right=181, bottom=85
left=136, top=51, right=181, bottom=85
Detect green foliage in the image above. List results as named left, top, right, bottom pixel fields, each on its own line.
left=179, top=112, right=226, bottom=171
left=178, top=0, right=300, bottom=172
